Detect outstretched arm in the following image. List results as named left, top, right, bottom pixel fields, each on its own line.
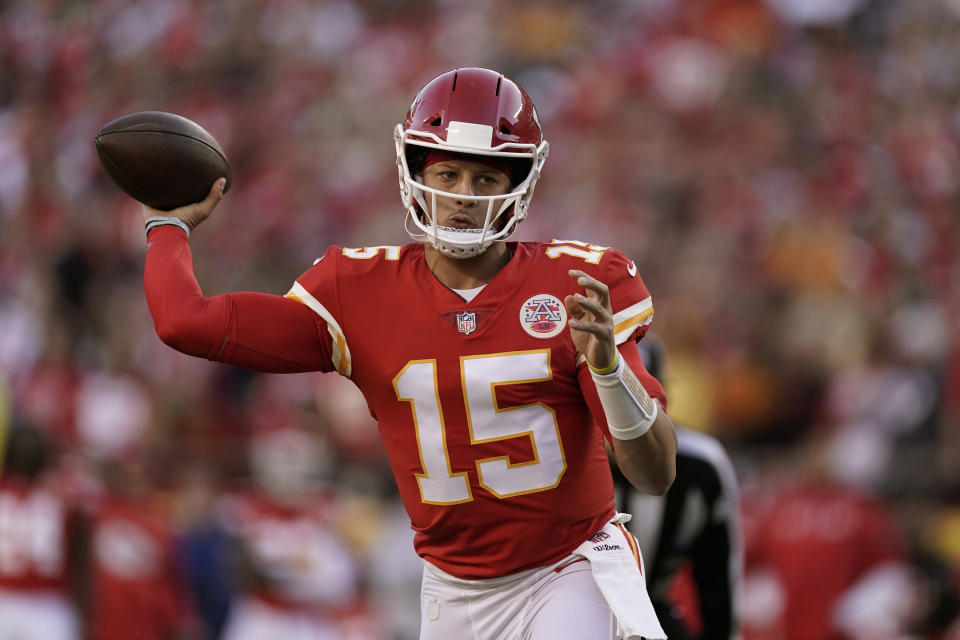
left=566, top=269, right=677, bottom=495
left=142, top=181, right=332, bottom=373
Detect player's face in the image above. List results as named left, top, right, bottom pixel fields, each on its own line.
left=420, top=159, right=512, bottom=229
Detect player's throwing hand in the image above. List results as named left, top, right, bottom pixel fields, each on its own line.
left=141, top=177, right=226, bottom=231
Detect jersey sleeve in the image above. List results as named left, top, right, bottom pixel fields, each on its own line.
left=144, top=226, right=333, bottom=373
left=547, top=240, right=655, bottom=347
left=285, top=246, right=352, bottom=376
left=598, top=247, right=655, bottom=346
left=549, top=242, right=660, bottom=391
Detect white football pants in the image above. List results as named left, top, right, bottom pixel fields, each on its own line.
left=419, top=554, right=618, bottom=640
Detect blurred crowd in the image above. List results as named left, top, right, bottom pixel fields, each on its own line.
left=1, top=0, right=960, bottom=638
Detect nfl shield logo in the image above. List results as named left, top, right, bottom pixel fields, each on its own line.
left=457, top=311, right=477, bottom=335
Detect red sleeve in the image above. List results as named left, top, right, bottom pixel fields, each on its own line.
left=578, top=339, right=667, bottom=443
left=143, top=226, right=333, bottom=373
left=596, top=247, right=654, bottom=346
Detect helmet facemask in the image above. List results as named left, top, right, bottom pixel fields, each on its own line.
left=395, top=68, right=549, bottom=259
left=395, top=125, right=548, bottom=259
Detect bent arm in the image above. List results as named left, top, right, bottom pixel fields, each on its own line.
left=580, top=342, right=677, bottom=495
left=611, top=412, right=677, bottom=496
left=144, top=226, right=331, bottom=373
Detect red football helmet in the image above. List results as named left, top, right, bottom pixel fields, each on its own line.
left=395, top=67, right=549, bottom=258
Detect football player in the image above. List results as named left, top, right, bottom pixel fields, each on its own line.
left=139, top=67, right=678, bottom=640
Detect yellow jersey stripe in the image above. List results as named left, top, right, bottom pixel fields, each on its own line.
left=613, top=307, right=654, bottom=336
left=612, top=297, right=652, bottom=328
left=613, top=308, right=654, bottom=344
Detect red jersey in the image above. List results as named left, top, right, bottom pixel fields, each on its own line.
left=219, top=490, right=360, bottom=611
left=87, top=495, right=189, bottom=640
left=286, top=240, right=662, bottom=578
left=0, top=478, right=75, bottom=593
left=743, top=481, right=905, bottom=640
left=143, top=229, right=664, bottom=579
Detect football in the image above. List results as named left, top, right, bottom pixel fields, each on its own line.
left=94, top=111, right=232, bottom=210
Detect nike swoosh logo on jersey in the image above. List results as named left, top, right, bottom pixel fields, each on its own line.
left=627, top=261, right=637, bottom=277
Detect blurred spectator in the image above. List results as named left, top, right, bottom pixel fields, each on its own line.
left=217, top=425, right=373, bottom=640
left=84, top=449, right=197, bottom=640
left=739, top=435, right=920, bottom=640
left=0, top=423, right=83, bottom=640
left=312, top=372, right=422, bottom=640
left=175, top=462, right=235, bottom=640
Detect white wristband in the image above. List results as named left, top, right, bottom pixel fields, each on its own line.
left=590, top=354, right=659, bottom=440
left=145, top=216, right=190, bottom=238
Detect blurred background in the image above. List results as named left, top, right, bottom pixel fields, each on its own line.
left=1, top=0, right=959, bottom=638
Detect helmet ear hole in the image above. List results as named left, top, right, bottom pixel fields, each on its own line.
left=423, top=111, right=444, bottom=128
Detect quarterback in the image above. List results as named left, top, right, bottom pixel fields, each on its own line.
left=141, top=68, right=677, bottom=640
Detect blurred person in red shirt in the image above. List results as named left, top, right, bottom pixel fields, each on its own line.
left=218, top=425, right=372, bottom=640
left=84, top=446, right=197, bottom=640
left=740, top=434, right=919, bottom=640
left=0, top=422, right=83, bottom=640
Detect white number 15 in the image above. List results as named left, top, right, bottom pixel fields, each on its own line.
left=393, top=350, right=567, bottom=505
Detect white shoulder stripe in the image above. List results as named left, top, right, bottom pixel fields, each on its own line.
left=287, top=282, right=352, bottom=376
left=612, top=297, right=654, bottom=344
left=612, top=297, right=653, bottom=325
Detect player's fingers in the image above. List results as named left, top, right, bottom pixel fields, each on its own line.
left=568, top=269, right=611, bottom=307
left=581, top=278, right=610, bottom=307
left=564, top=294, right=587, bottom=321
left=178, top=178, right=226, bottom=229
left=572, top=293, right=610, bottom=323
left=201, top=178, right=226, bottom=209
left=567, top=317, right=609, bottom=336
left=140, top=179, right=224, bottom=232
